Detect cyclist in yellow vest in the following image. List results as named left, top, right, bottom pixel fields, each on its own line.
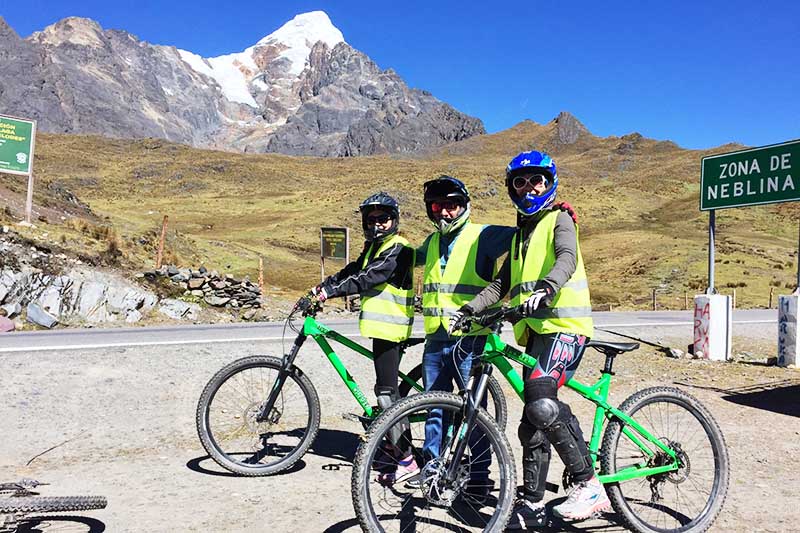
left=451, top=151, right=610, bottom=528
left=416, top=175, right=516, bottom=504
left=310, top=192, right=417, bottom=484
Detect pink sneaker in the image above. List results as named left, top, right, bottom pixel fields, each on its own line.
left=377, top=455, right=419, bottom=486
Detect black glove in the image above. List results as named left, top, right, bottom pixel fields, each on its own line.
left=522, top=282, right=555, bottom=316
left=447, top=305, right=474, bottom=336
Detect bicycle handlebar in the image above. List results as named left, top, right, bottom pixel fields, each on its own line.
left=291, top=295, right=323, bottom=319
left=454, top=305, right=525, bottom=334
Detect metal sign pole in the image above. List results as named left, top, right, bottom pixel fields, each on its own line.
left=345, top=227, right=350, bottom=312
left=795, top=217, right=800, bottom=295
left=707, top=209, right=716, bottom=294
left=320, top=228, right=325, bottom=283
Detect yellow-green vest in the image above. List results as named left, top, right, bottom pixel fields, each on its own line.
left=422, top=223, right=499, bottom=336
left=510, top=211, right=593, bottom=345
left=359, top=235, right=415, bottom=342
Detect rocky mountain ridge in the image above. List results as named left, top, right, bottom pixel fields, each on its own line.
left=0, top=12, right=484, bottom=156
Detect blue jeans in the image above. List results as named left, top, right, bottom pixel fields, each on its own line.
left=422, top=336, right=491, bottom=482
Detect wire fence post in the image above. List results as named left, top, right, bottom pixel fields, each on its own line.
left=769, top=286, right=774, bottom=308
left=155, top=215, right=169, bottom=269
left=652, top=288, right=657, bottom=311
left=258, top=257, right=265, bottom=295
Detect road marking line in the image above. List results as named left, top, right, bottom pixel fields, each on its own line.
left=0, top=321, right=774, bottom=353
left=0, top=334, right=365, bottom=353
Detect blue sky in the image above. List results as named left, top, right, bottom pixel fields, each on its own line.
left=3, top=0, right=799, bottom=149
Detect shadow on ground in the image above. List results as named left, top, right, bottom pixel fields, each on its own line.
left=720, top=381, right=800, bottom=417
left=185, top=455, right=306, bottom=477
left=677, top=378, right=800, bottom=418
left=185, top=427, right=360, bottom=477
left=17, top=515, right=106, bottom=532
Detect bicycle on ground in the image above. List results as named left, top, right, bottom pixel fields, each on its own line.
left=196, top=296, right=508, bottom=476
left=0, top=479, right=107, bottom=533
left=351, top=305, right=729, bottom=533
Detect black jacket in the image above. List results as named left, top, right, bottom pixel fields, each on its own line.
left=320, top=239, right=414, bottom=299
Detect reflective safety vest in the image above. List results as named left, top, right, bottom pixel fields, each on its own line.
left=422, top=223, right=498, bottom=336
left=359, top=235, right=415, bottom=342
left=510, top=211, right=593, bottom=345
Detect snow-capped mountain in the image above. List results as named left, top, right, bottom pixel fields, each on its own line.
left=0, top=12, right=484, bottom=156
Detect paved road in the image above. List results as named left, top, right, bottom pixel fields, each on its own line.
left=0, top=309, right=777, bottom=353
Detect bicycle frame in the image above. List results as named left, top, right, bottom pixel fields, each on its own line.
left=258, top=314, right=423, bottom=423
left=477, top=333, right=681, bottom=484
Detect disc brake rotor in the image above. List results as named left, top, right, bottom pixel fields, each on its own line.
left=420, top=460, right=470, bottom=507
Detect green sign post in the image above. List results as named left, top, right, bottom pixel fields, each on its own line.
left=700, top=139, right=800, bottom=210
left=0, top=115, right=35, bottom=176
left=700, top=139, right=800, bottom=294
left=0, top=114, right=37, bottom=224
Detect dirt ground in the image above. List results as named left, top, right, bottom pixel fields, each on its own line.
left=1, top=322, right=798, bottom=532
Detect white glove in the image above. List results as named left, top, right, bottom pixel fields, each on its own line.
left=310, top=285, right=328, bottom=302
left=523, top=288, right=552, bottom=316
left=448, top=309, right=470, bottom=335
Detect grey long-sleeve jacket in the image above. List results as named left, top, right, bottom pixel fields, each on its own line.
left=466, top=210, right=578, bottom=314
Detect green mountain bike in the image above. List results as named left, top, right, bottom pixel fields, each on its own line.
left=351, top=306, right=729, bottom=533
left=196, top=296, right=508, bottom=476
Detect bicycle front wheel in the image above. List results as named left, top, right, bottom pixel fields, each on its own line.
left=601, top=387, right=729, bottom=533
left=352, top=391, right=516, bottom=532
left=196, top=355, right=321, bottom=476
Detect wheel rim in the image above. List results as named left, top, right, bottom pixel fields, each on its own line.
left=611, top=397, right=722, bottom=532
left=362, top=401, right=511, bottom=532
left=205, top=364, right=312, bottom=470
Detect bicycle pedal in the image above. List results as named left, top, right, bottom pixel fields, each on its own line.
left=342, top=412, right=371, bottom=424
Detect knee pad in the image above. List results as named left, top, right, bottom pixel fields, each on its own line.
left=524, top=377, right=560, bottom=429
left=517, top=421, right=547, bottom=449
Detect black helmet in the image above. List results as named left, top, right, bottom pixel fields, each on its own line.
left=423, top=175, right=471, bottom=234
left=359, top=192, right=399, bottom=242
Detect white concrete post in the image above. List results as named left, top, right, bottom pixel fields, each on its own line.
left=778, top=295, right=799, bottom=367
left=693, top=294, right=732, bottom=361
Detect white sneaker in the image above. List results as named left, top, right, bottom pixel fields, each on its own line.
left=552, top=476, right=611, bottom=520
left=506, top=499, right=547, bottom=530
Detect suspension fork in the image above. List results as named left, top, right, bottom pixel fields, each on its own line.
left=256, top=332, right=308, bottom=422
left=444, top=364, right=493, bottom=483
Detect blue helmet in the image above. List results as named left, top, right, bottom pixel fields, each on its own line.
left=505, top=151, right=558, bottom=217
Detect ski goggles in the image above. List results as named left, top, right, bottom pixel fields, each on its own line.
left=511, top=173, right=549, bottom=191
left=429, top=199, right=463, bottom=213
left=366, top=213, right=393, bottom=225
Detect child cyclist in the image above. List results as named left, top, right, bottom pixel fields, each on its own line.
left=310, top=192, right=418, bottom=483
left=450, top=151, right=610, bottom=528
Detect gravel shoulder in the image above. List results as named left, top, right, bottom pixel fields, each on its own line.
left=1, top=322, right=798, bottom=532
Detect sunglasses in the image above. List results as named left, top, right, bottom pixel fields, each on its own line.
left=512, top=174, right=549, bottom=190
left=429, top=199, right=462, bottom=213
left=366, top=213, right=393, bottom=225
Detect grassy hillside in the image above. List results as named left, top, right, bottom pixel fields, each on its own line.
left=2, top=117, right=797, bottom=309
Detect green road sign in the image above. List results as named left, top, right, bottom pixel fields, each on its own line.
left=700, top=139, right=800, bottom=210
left=0, top=115, right=36, bottom=176
left=321, top=227, right=349, bottom=259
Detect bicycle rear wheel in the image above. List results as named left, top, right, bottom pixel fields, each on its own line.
left=601, top=387, right=729, bottom=533
left=399, top=364, right=508, bottom=430
left=352, top=392, right=516, bottom=532
left=196, top=355, right=321, bottom=476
